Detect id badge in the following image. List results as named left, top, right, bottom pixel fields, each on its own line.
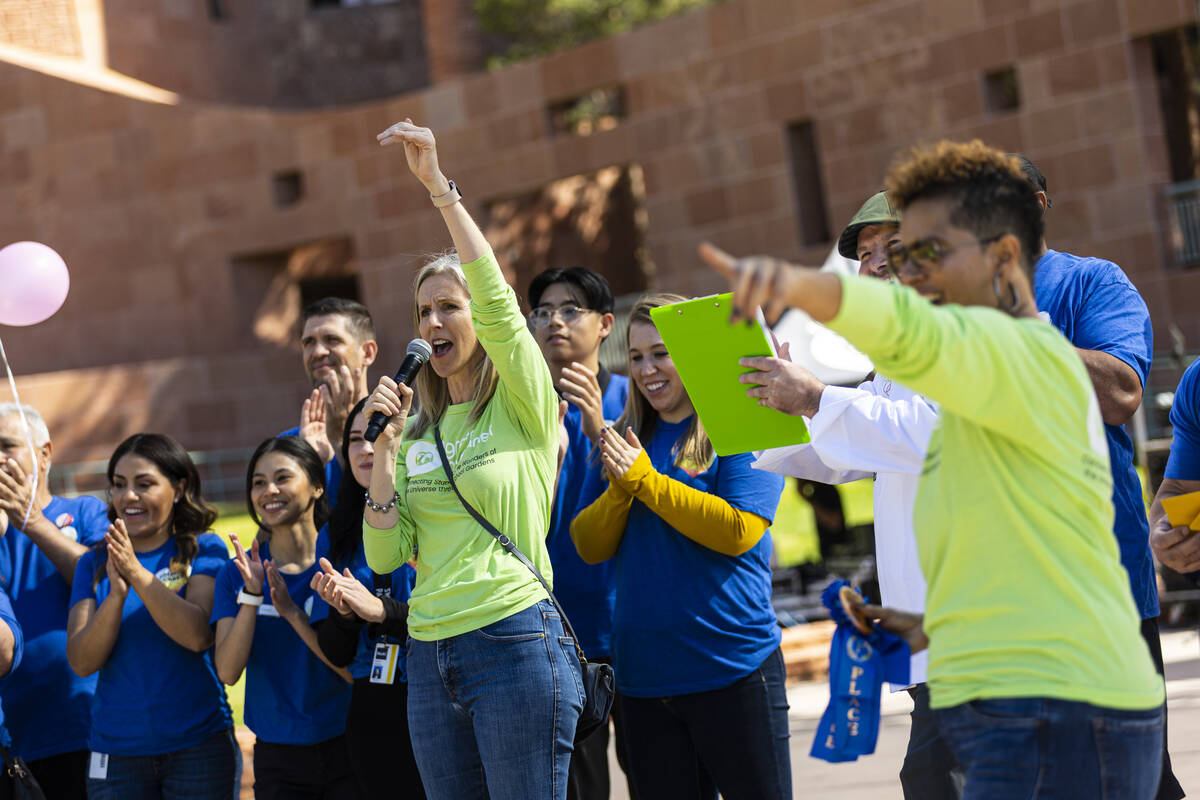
left=89, top=752, right=109, bottom=780
left=369, top=642, right=399, bottom=685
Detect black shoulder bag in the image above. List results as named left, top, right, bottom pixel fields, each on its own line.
left=0, top=742, right=46, bottom=800
left=434, top=427, right=615, bottom=743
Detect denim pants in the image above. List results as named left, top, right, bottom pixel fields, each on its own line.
left=85, top=728, right=239, bottom=800
left=902, top=683, right=963, bottom=799
left=616, top=648, right=791, bottom=800
left=934, top=697, right=1163, bottom=800
left=407, top=600, right=584, bottom=800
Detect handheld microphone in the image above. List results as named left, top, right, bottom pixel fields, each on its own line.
left=364, top=338, right=433, bottom=442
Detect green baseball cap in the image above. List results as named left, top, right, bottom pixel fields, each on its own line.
left=837, top=191, right=901, bottom=260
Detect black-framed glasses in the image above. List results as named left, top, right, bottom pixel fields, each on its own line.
left=527, top=304, right=595, bottom=328
left=885, top=234, right=1004, bottom=281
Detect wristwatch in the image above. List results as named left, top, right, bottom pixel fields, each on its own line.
left=237, top=588, right=264, bottom=607
left=431, top=180, right=463, bottom=208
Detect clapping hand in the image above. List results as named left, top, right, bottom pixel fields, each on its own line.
left=231, top=536, right=265, bottom=595
left=309, top=558, right=386, bottom=623
left=105, top=520, right=146, bottom=587
left=0, top=458, right=41, bottom=528
left=599, top=426, right=644, bottom=482
left=265, top=560, right=301, bottom=623
left=320, top=365, right=358, bottom=454
left=301, top=389, right=336, bottom=464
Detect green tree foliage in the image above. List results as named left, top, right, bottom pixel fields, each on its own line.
left=476, top=0, right=718, bottom=64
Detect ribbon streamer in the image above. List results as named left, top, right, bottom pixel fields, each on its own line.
left=0, top=335, right=38, bottom=529
left=811, top=580, right=911, bottom=763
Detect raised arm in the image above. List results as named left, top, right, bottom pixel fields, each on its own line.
left=213, top=538, right=262, bottom=685
left=700, top=243, right=1079, bottom=440
left=378, top=121, right=557, bottom=438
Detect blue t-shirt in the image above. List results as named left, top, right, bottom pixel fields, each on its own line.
left=0, top=495, right=107, bottom=760
left=1167, top=359, right=1200, bottom=480
left=310, top=541, right=416, bottom=681
left=69, top=533, right=233, bottom=756
left=547, top=371, right=629, bottom=659
left=0, top=586, right=24, bottom=749
left=613, top=417, right=784, bottom=697
left=279, top=426, right=343, bottom=509
left=210, top=535, right=352, bottom=745
left=1035, top=249, right=1158, bottom=618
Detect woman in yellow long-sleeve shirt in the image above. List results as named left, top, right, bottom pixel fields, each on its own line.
left=571, top=293, right=790, bottom=800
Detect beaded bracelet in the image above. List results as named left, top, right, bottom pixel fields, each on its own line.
left=365, top=489, right=400, bottom=513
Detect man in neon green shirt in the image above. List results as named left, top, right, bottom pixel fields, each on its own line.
left=701, top=140, right=1164, bottom=799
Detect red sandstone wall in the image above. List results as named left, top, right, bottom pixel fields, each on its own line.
left=1, top=0, right=1195, bottom=464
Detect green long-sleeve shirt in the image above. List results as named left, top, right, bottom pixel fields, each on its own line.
left=827, top=275, right=1163, bottom=711
left=364, top=249, right=558, bottom=641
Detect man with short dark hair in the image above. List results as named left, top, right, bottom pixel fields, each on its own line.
left=1017, top=154, right=1183, bottom=800
left=0, top=403, right=107, bottom=800
left=527, top=267, right=629, bottom=800
left=281, top=297, right=379, bottom=506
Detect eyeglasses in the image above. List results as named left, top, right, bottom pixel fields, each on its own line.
left=885, top=234, right=1004, bottom=281
left=527, top=305, right=595, bottom=328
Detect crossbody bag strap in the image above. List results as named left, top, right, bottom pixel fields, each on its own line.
left=434, top=426, right=588, bottom=664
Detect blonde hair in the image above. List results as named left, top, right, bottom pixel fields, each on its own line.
left=408, top=252, right=499, bottom=439
left=616, top=293, right=713, bottom=471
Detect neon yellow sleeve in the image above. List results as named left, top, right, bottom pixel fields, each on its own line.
left=617, top=451, right=770, bottom=556
left=570, top=480, right=633, bottom=565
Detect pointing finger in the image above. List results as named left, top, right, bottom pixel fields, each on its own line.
left=698, top=242, right=739, bottom=280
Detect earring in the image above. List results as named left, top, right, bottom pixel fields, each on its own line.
left=992, top=273, right=1020, bottom=315
left=174, top=497, right=180, bottom=504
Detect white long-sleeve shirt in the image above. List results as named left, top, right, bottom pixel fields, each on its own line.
left=753, top=375, right=938, bottom=687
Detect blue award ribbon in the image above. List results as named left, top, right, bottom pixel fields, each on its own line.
left=810, top=580, right=911, bottom=763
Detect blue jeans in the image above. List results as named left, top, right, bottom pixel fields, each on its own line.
left=407, top=600, right=584, bottom=800
left=934, top=697, right=1163, bottom=800
left=902, top=683, right=962, bottom=799
left=616, top=648, right=791, bottom=800
left=85, top=729, right=239, bottom=800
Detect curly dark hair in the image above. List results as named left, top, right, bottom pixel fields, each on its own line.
left=100, top=433, right=217, bottom=585
left=885, top=140, right=1044, bottom=280
left=245, top=436, right=331, bottom=533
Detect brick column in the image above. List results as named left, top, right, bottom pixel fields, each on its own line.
left=420, top=0, right=486, bottom=82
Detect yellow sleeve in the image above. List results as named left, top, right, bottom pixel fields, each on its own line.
left=617, top=451, right=770, bottom=557
left=570, top=480, right=634, bottom=565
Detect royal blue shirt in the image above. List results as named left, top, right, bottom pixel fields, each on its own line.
left=0, top=495, right=107, bottom=760
left=69, top=533, right=233, bottom=756
left=0, top=586, right=24, bottom=749
left=211, top=535, right=352, bottom=745
left=1166, top=359, right=1200, bottom=480
left=547, top=370, right=629, bottom=659
left=1035, top=249, right=1158, bottom=618
left=310, top=542, right=416, bottom=681
left=278, top=427, right=343, bottom=509
left=613, top=417, right=784, bottom=697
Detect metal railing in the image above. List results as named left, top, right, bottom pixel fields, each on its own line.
left=49, top=447, right=256, bottom=505
left=1164, top=179, right=1200, bottom=267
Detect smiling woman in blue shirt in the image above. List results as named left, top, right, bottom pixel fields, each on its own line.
left=65, top=434, right=236, bottom=800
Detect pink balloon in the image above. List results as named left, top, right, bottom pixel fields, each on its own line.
left=0, top=242, right=70, bottom=326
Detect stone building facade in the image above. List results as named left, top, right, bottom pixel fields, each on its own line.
left=1, top=0, right=1197, bottom=490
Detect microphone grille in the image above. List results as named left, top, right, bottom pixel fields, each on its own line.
left=407, top=338, right=433, bottom=360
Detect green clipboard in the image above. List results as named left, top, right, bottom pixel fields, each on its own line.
left=650, top=293, right=810, bottom=456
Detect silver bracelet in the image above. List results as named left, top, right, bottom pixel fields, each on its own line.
left=364, top=489, right=400, bottom=513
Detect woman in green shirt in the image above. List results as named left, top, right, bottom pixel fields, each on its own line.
left=361, top=122, right=582, bottom=800
left=701, top=140, right=1164, bottom=800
